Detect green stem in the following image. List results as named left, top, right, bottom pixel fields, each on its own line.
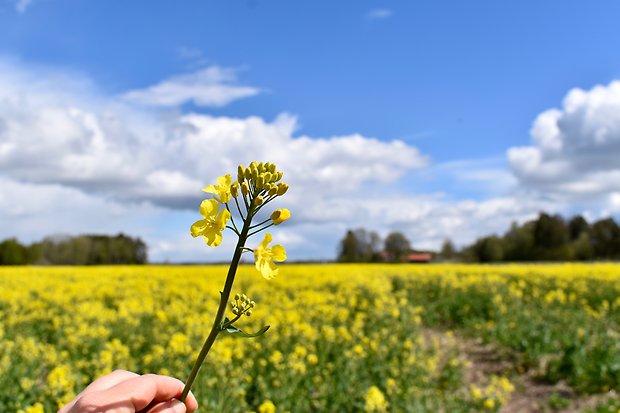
left=180, top=212, right=253, bottom=402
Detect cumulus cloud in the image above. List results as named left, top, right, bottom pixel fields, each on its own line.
left=508, top=81, right=620, bottom=201
left=366, top=8, right=393, bottom=20
left=0, top=57, right=585, bottom=261
left=0, top=176, right=162, bottom=243
left=121, top=66, right=260, bottom=107
left=0, top=57, right=427, bottom=211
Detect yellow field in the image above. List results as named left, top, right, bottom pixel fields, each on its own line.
left=1, top=264, right=619, bottom=412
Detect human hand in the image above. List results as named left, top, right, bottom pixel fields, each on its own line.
left=58, top=370, right=199, bottom=413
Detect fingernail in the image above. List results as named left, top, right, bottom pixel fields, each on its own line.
left=170, top=399, right=187, bottom=413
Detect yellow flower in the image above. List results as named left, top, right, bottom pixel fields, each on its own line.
left=254, top=233, right=286, bottom=279
left=483, top=399, right=495, bottom=409
left=364, top=386, right=388, bottom=412
left=270, top=208, right=291, bottom=225
left=190, top=199, right=231, bottom=247
left=203, top=174, right=232, bottom=204
left=258, top=400, right=276, bottom=413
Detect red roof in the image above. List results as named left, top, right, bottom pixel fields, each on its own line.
left=406, top=253, right=432, bottom=262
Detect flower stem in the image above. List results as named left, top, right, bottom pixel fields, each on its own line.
left=180, top=214, right=253, bottom=402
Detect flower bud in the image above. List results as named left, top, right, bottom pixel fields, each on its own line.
left=270, top=208, right=291, bottom=225
left=256, top=175, right=265, bottom=189
left=231, top=182, right=239, bottom=198
left=234, top=293, right=240, bottom=301
left=277, top=183, right=289, bottom=196
left=268, top=186, right=278, bottom=196
left=254, top=196, right=264, bottom=205
left=241, top=182, right=249, bottom=196
left=237, top=165, right=245, bottom=183
left=269, top=163, right=277, bottom=174
left=246, top=310, right=252, bottom=317
left=263, top=172, right=272, bottom=183
left=244, top=168, right=252, bottom=180
left=242, top=294, right=248, bottom=302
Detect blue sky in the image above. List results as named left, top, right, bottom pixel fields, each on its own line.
left=1, top=1, right=620, bottom=261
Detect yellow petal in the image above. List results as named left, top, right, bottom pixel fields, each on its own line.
left=254, top=255, right=264, bottom=273
left=216, top=209, right=231, bottom=230
left=199, top=199, right=219, bottom=218
left=260, top=233, right=273, bottom=249
left=190, top=220, right=207, bottom=237
left=259, top=259, right=278, bottom=279
left=217, top=174, right=232, bottom=187
left=202, top=184, right=217, bottom=194
left=203, top=228, right=223, bottom=247
left=271, top=244, right=287, bottom=262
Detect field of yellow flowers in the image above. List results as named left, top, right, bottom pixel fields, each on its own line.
left=1, top=264, right=619, bottom=412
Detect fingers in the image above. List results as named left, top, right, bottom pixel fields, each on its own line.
left=60, top=372, right=199, bottom=413
left=146, top=400, right=187, bottom=413
left=73, top=374, right=198, bottom=413
left=59, top=370, right=139, bottom=413
left=82, top=370, right=140, bottom=395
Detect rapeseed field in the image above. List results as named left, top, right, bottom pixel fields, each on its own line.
left=1, top=264, right=619, bottom=412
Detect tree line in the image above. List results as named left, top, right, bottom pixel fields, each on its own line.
left=458, top=213, right=620, bottom=262
left=337, top=212, right=620, bottom=263
left=0, top=234, right=148, bottom=265
left=338, top=228, right=415, bottom=262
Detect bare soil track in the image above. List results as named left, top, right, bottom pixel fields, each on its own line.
left=426, top=329, right=617, bottom=412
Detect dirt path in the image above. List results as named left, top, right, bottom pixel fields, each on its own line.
left=425, top=329, right=617, bottom=412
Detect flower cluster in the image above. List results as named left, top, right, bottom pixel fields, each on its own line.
left=182, top=161, right=292, bottom=401
left=190, top=161, right=290, bottom=279
left=230, top=293, right=255, bottom=317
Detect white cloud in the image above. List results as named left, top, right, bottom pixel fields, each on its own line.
left=0, top=58, right=441, bottom=260
left=0, top=176, right=163, bottom=243
left=367, top=8, right=393, bottom=20
left=508, top=81, right=620, bottom=201
left=121, top=66, right=260, bottom=107
left=0, top=58, right=428, bottom=210
left=5, top=58, right=612, bottom=262
left=14, top=0, right=32, bottom=13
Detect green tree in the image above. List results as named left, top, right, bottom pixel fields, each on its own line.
left=384, top=232, right=411, bottom=262
left=0, top=238, right=28, bottom=265
left=439, top=239, right=456, bottom=261
left=568, top=215, right=589, bottom=241
left=591, top=218, right=620, bottom=259
left=470, top=236, right=504, bottom=262
left=533, top=213, right=570, bottom=260
left=503, top=221, right=535, bottom=261
left=337, top=228, right=380, bottom=262
left=572, top=232, right=594, bottom=261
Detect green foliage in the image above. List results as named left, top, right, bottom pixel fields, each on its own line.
left=0, top=238, right=28, bottom=265
left=383, top=232, right=411, bottom=262
left=0, top=234, right=147, bottom=265
left=397, top=270, right=620, bottom=393
left=337, top=228, right=382, bottom=263
left=464, top=213, right=620, bottom=262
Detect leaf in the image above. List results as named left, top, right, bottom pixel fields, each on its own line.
left=220, top=316, right=232, bottom=330
left=222, top=324, right=271, bottom=338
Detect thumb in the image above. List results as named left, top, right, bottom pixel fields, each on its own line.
left=147, top=399, right=187, bottom=413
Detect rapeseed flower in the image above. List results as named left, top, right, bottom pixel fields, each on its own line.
left=364, top=386, right=388, bottom=412
left=203, top=174, right=233, bottom=204
left=258, top=400, right=276, bottom=413
left=254, top=233, right=286, bottom=279
left=190, top=199, right=231, bottom=247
